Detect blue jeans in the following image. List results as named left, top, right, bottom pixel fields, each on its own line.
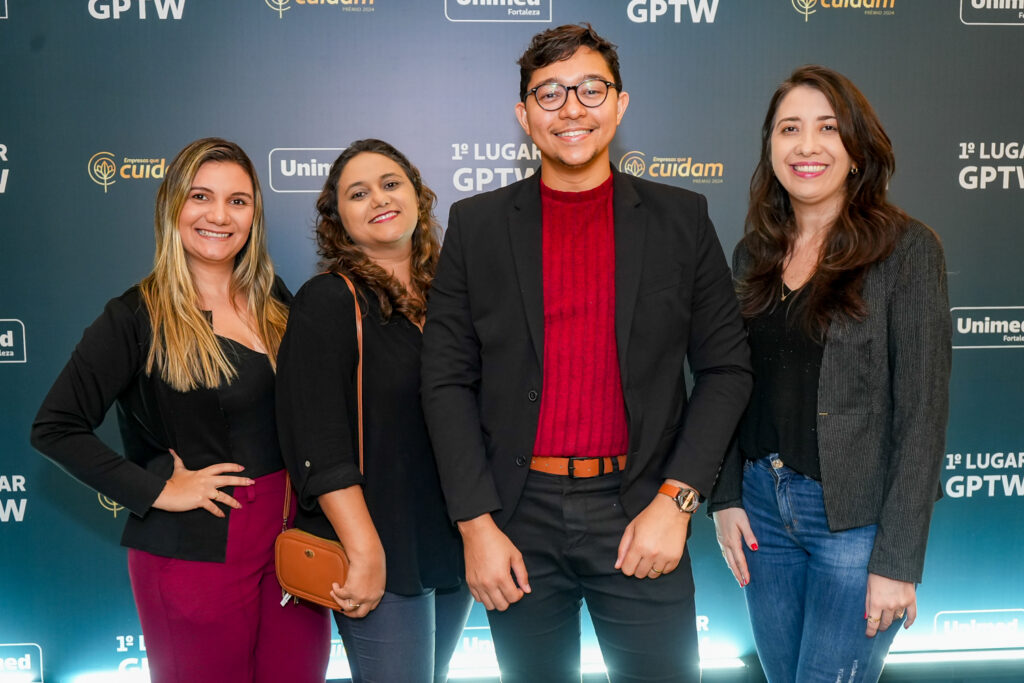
left=741, top=455, right=903, bottom=683
left=334, top=583, right=473, bottom=683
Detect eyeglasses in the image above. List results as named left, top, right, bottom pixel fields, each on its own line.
left=524, top=79, right=619, bottom=111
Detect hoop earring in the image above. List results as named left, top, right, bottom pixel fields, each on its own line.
left=850, top=166, right=859, bottom=175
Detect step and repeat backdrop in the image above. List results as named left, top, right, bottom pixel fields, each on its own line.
left=2, top=1, right=1023, bottom=681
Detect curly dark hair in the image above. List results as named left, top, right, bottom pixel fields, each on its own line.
left=315, top=139, right=442, bottom=324
left=740, top=65, right=909, bottom=341
left=517, top=23, right=621, bottom=101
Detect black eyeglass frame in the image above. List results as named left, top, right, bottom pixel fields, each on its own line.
left=523, top=79, right=621, bottom=111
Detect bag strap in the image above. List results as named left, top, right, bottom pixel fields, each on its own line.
left=281, top=271, right=364, bottom=532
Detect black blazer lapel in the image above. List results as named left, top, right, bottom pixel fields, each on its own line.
left=508, top=173, right=544, bottom=364
left=613, top=171, right=646, bottom=383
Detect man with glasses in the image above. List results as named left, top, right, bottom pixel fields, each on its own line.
left=422, top=23, right=751, bottom=682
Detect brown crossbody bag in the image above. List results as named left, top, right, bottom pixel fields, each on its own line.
left=275, top=272, right=364, bottom=611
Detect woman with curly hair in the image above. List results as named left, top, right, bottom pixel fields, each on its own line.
left=276, top=139, right=471, bottom=682
left=32, top=137, right=330, bottom=682
left=710, top=66, right=951, bottom=682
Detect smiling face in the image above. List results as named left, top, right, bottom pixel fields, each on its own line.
left=515, top=46, right=629, bottom=191
left=176, top=161, right=254, bottom=270
left=770, top=85, right=854, bottom=221
left=335, top=152, right=419, bottom=259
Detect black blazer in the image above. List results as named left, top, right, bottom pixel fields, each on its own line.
left=31, top=281, right=291, bottom=562
left=422, top=170, right=752, bottom=527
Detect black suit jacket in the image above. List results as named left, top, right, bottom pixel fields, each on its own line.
left=422, top=169, right=752, bottom=527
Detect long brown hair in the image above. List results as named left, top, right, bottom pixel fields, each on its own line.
left=315, top=139, right=441, bottom=323
left=739, top=65, right=908, bottom=340
left=140, top=137, right=288, bottom=391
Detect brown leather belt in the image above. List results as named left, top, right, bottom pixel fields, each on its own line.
left=529, top=455, right=626, bottom=478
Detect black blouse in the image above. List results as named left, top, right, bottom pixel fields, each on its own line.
left=30, top=281, right=291, bottom=562
left=276, top=273, right=463, bottom=596
left=739, top=291, right=825, bottom=480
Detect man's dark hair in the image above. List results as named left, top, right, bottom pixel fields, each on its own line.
left=517, top=23, right=621, bottom=102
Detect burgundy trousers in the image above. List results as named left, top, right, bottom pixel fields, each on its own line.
left=128, top=469, right=331, bottom=683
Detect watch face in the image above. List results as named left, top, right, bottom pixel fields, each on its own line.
left=677, top=489, right=699, bottom=512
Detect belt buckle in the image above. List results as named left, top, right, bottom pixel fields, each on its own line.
left=567, top=458, right=578, bottom=478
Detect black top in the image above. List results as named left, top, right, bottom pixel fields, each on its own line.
left=740, top=290, right=824, bottom=479
left=276, top=273, right=463, bottom=596
left=30, top=280, right=292, bottom=562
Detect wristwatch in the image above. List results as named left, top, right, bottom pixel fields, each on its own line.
left=658, top=483, right=700, bottom=513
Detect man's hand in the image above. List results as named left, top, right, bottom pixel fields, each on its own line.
left=458, top=513, right=530, bottom=611
left=615, top=480, right=692, bottom=578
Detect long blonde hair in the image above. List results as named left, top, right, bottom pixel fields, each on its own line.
left=139, top=138, right=288, bottom=391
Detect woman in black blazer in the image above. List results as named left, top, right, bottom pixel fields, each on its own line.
left=710, top=66, right=951, bottom=682
left=32, top=138, right=329, bottom=683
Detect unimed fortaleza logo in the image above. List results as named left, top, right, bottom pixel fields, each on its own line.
left=444, top=0, right=552, bottom=23
left=266, top=0, right=375, bottom=19
left=791, top=0, right=894, bottom=22
left=0, top=142, right=9, bottom=193
left=952, top=306, right=1024, bottom=349
left=0, top=320, right=26, bottom=363
left=627, top=0, right=720, bottom=23
left=88, top=0, right=186, bottom=20
left=961, top=0, right=1024, bottom=25
left=88, top=151, right=167, bottom=193
left=0, top=644, right=43, bottom=680
left=268, top=148, right=342, bottom=193
left=618, top=150, right=724, bottom=184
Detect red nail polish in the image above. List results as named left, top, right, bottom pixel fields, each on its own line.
left=751, top=543, right=759, bottom=551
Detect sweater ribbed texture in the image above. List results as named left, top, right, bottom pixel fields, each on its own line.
left=533, top=176, right=628, bottom=457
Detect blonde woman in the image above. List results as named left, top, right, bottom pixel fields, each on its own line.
left=32, top=138, right=330, bottom=683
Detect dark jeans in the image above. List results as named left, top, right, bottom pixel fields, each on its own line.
left=334, top=582, right=473, bottom=683
left=486, top=470, right=700, bottom=683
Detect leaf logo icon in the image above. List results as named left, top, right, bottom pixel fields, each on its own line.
left=619, top=151, right=647, bottom=178
left=266, top=0, right=290, bottom=19
left=88, top=151, right=118, bottom=193
left=793, top=0, right=818, bottom=22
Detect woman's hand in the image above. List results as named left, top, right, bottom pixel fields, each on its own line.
left=712, top=507, right=758, bottom=587
left=318, top=486, right=386, bottom=619
left=865, top=573, right=916, bottom=637
left=331, top=544, right=386, bottom=619
left=152, top=449, right=253, bottom=517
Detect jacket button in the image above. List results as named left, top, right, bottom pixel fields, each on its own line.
left=304, top=460, right=311, bottom=468
left=515, top=456, right=527, bottom=467
left=528, top=390, right=539, bottom=402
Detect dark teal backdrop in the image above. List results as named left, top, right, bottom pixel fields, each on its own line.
left=2, top=1, right=1023, bottom=681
